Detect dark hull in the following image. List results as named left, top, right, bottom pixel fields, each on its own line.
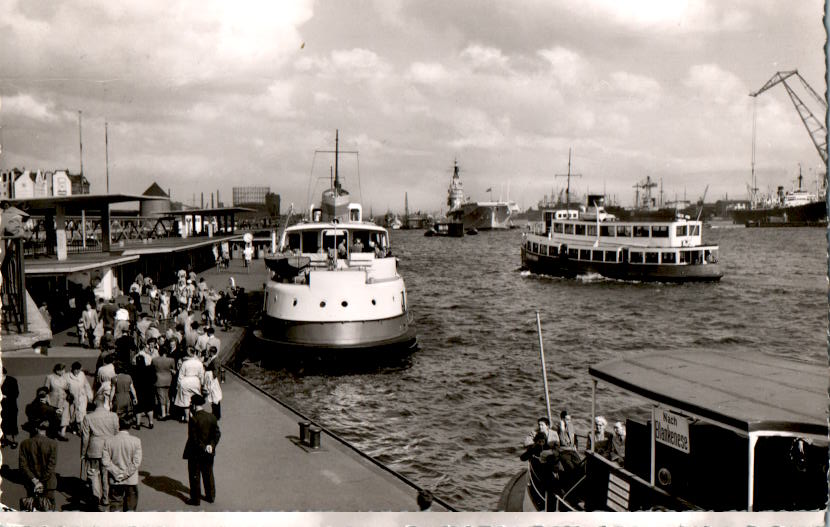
left=729, top=200, right=827, bottom=225
left=521, top=248, right=722, bottom=283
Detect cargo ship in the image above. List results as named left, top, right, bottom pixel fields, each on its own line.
left=446, top=160, right=515, bottom=230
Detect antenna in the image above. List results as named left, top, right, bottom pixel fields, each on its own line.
left=78, top=110, right=84, bottom=179
left=104, top=121, right=110, bottom=194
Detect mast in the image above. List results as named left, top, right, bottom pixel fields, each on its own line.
left=105, top=120, right=110, bottom=194
left=334, top=129, right=340, bottom=194
left=78, top=110, right=84, bottom=180
left=555, top=148, right=581, bottom=210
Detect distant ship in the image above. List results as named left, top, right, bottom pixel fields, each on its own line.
left=446, top=160, right=516, bottom=230
left=728, top=168, right=827, bottom=226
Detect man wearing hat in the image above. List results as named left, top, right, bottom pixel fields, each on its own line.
left=24, top=387, right=59, bottom=438
left=18, top=419, right=57, bottom=511
left=183, top=394, right=220, bottom=506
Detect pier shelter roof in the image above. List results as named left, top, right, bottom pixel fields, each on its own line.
left=2, top=193, right=165, bottom=214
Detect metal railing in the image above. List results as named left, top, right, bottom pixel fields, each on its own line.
left=1, top=237, right=28, bottom=332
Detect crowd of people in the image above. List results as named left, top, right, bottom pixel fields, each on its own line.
left=4, top=268, right=232, bottom=511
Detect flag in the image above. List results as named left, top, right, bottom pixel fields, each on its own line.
left=485, top=187, right=492, bottom=192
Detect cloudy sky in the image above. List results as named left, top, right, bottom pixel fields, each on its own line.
left=0, top=0, right=825, bottom=214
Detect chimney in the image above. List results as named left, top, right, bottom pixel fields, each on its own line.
left=211, top=192, right=215, bottom=208
left=201, top=192, right=204, bottom=208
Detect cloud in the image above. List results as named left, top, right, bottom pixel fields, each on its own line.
left=608, top=71, right=663, bottom=108
left=537, top=47, right=588, bottom=86
left=684, top=63, right=746, bottom=106
left=331, top=48, right=389, bottom=79
left=460, top=44, right=509, bottom=72
left=407, top=62, right=452, bottom=85
left=1, top=93, right=67, bottom=122
left=581, top=0, right=751, bottom=33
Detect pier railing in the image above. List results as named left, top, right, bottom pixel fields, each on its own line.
left=1, top=236, right=28, bottom=332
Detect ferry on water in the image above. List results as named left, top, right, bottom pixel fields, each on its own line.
left=254, top=131, right=417, bottom=354
left=521, top=195, right=722, bottom=282
left=500, top=349, right=828, bottom=512
left=446, top=160, right=515, bottom=230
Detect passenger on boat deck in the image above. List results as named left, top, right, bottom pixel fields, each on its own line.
left=353, top=238, right=364, bottom=253
left=520, top=432, right=549, bottom=461
left=609, top=421, right=625, bottom=463
left=337, top=239, right=347, bottom=257
left=558, top=410, right=579, bottom=452
left=523, top=417, right=559, bottom=449
left=587, top=415, right=612, bottom=455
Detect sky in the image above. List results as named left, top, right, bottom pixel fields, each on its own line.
left=0, top=0, right=825, bottom=214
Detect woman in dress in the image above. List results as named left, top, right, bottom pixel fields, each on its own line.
left=173, top=347, right=204, bottom=423
left=111, top=363, right=138, bottom=427
left=65, top=362, right=93, bottom=435
left=152, top=344, right=176, bottom=420
left=43, top=363, right=71, bottom=441
left=132, top=342, right=157, bottom=429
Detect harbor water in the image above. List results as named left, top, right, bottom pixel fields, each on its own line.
left=238, top=224, right=827, bottom=511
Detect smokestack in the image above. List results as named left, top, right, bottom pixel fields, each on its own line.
left=217, top=189, right=221, bottom=207
left=211, top=193, right=215, bottom=208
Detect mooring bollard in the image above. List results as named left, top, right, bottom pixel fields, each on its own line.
left=299, top=421, right=311, bottom=445
left=308, top=425, right=321, bottom=449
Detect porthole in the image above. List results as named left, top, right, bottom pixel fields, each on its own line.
left=293, top=299, right=298, bottom=306
left=320, top=301, right=326, bottom=308
left=371, top=299, right=376, bottom=305
left=341, top=301, right=348, bottom=307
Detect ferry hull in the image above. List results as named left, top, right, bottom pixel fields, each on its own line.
left=521, top=248, right=723, bottom=282
left=254, top=312, right=417, bottom=353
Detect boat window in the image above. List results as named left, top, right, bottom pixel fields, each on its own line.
left=753, top=436, right=829, bottom=511
left=676, top=225, right=688, bottom=237
left=301, top=230, right=320, bottom=253
left=633, top=225, right=650, bottom=237
left=679, top=251, right=689, bottom=264
left=652, top=226, right=669, bottom=238
left=575, top=224, right=586, bottom=236
left=322, top=230, right=347, bottom=252
left=548, top=245, right=558, bottom=256
left=645, top=251, right=659, bottom=264
left=587, top=225, right=597, bottom=236
left=600, top=225, right=615, bottom=237
left=532, top=242, right=539, bottom=253
left=616, top=225, right=632, bottom=237
left=690, top=250, right=702, bottom=264
left=591, top=250, right=603, bottom=261
left=564, top=223, right=575, bottom=234
left=351, top=230, right=371, bottom=253
left=579, top=249, right=590, bottom=260
left=605, top=250, right=617, bottom=262
left=553, top=222, right=564, bottom=233
left=690, top=224, right=700, bottom=236
left=568, top=248, right=578, bottom=258
left=662, top=251, right=676, bottom=264
left=286, top=233, right=301, bottom=252
left=630, top=251, right=644, bottom=263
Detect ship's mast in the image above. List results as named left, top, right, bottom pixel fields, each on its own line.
left=334, top=129, right=340, bottom=194
left=555, top=148, right=581, bottom=210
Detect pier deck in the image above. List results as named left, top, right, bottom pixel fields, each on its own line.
left=1, top=259, right=434, bottom=512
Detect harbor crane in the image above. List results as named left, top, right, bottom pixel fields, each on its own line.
left=750, top=70, right=827, bottom=167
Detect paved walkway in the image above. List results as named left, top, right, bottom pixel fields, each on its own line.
left=1, top=257, right=435, bottom=512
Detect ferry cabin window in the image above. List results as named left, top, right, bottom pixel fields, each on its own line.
left=323, top=230, right=346, bottom=252
left=604, top=250, right=617, bottom=262
left=633, top=225, right=650, bottom=237
left=616, top=225, right=632, bottom=237
left=679, top=251, right=689, bottom=263
left=587, top=225, right=597, bottom=236
left=690, top=250, right=702, bottom=264
left=645, top=251, right=659, bottom=264
left=662, top=251, right=676, bottom=264
left=548, top=245, right=558, bottom=257
left=564, top=224, right=575, bottom=235
left=532, top=242, right=539, bottom=253
left=652, top=226, right=669, bottom=238
left=553, top=222, right=564, bottom=233
left=575, top=224, right=586, bottom=236
left=351, top=231, right=371, bottom=252
left=301, top=230, right=320, bottom=253
left=630, top=251, right=644, bottom=263
left=689, top=224, right=700, bottom=236
left=676, top=225, right=688, bottom=237
left=752, top=436, right=829, bottom=510
left=579, top=249, right=591, bottom=260
left=568, top=248, right=579, bottom=258
left=591, top=250, right=603, bottom=262
left=600, top=225, right=615, bottom=237
left=286, top=233, right=301, bottom=252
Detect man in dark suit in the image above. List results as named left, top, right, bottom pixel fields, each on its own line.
left=183, top=394, right=220, bottom=506
left=18, top=420, right=58, bottom=511
left=24, top=387, right=59, bottom=439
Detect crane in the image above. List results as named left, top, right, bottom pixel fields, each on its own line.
left=750, top=70, right=827, bottom=167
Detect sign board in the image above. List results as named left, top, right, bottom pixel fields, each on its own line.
left=654, top=407, right=690, bottom=453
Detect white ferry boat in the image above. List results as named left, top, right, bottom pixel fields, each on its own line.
left=521, top=195, right=722, bottom=282
left=500, top=349, right=828, bottom=512
left=254, top=132, right=416, bottom=354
